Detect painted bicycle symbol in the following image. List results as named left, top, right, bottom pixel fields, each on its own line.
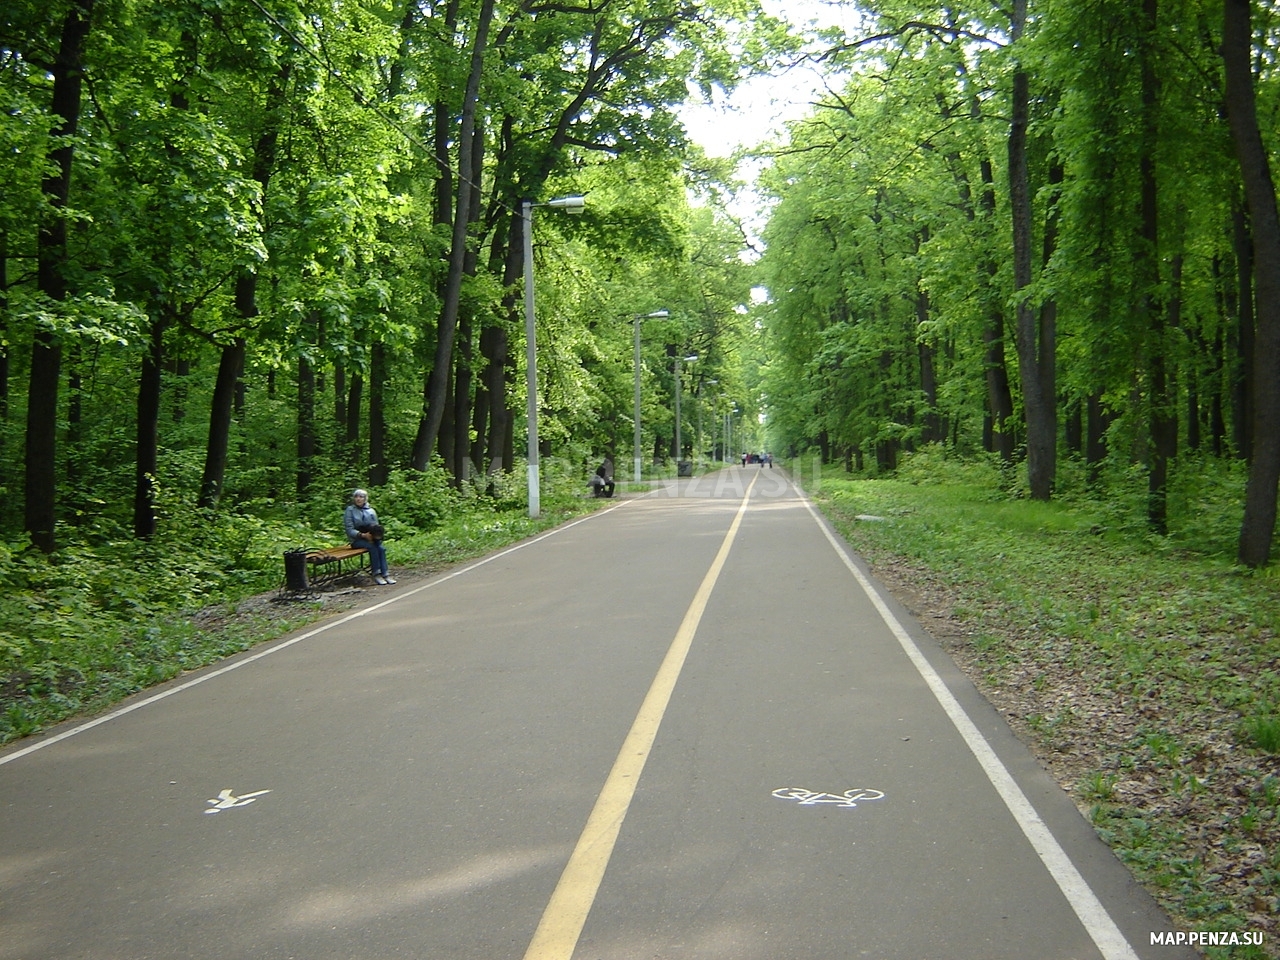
left=772, top=787, right=885, bottom=808
left=205, top=787, right=271, bottom=814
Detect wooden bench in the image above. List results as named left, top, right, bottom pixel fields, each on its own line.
left=278, top=546, right=369, bottom=599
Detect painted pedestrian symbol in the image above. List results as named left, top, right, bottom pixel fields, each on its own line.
left=772, top=786, right=884, bottom=808
left=205, top=787, right=271, bottom=814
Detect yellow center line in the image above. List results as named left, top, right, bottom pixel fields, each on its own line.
left=523, top=473, right=759, bottom=960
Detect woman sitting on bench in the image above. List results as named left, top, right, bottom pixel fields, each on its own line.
left=344, top=489, right=396, bottom=585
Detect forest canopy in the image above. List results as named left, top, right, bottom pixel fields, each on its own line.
left=755, top=0, right=1280, bottom=567
left=0, top=0, right=1277, bottom=566
left=1, top=0, right=776, bottom=550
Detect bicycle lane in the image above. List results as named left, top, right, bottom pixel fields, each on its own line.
left=559, top=469, right=1194, bottom=960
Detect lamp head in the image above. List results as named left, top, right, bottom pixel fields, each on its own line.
left=546, top=195, right=586, bottom=214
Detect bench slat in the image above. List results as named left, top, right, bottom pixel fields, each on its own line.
left=307, top=547, right=366, bottom=564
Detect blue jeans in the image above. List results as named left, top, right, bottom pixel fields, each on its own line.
left=354, top=540, right=388, bottom=576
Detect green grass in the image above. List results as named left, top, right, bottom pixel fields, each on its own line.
left=806, top=448, right=1280, bottom=957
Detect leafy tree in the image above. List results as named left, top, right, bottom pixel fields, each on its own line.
left=0, top=0, right=789, bottom=560
left=7, top=0, right=95, bottom=551
left=755, top=0, right=1277, bottom=563
left=1222, top=0, right=1280, bottom=566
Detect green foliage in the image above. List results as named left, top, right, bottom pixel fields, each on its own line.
left=1241, top=711, right=1280, bottom=755
left=367, top=468, right=463, bottom=534
left=755, top=0, right=1273, bottom=564
left=0, top=0, right=783, bottom=551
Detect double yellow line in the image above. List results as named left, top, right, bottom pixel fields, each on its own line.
left=523, top=473, right=758, bottom=959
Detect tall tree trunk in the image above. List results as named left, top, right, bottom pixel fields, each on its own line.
left=133, top=314, right=166, bottom=538
left=198, top=335, right=246, bottom=507
left=1140, top=0, right=1174, bottom=533
left=1008, top=0, right=1054, bottom=499
left=1223, top=0, right=1280, bottom=567
left=65, top=345, right=84, bottom=503
left=346, top=370, right=363, bottom=463
left=412, top=95, right=453, bottom=470
left=438, top=365, right=455, bottom=467
left=0, top=229, right=7, bottom=435
left=958, top=88, right=1016, bottom=463
left=484, top=326, right=514, bottom=475
left=369, top=342, right=388, bottom=486
left=1086, top=392, right=1109, bottom=485
left=470, top=367, right=490, bottom=472
left=912, top=229, right=943, bottom=445
left=26, top=0, right=93, bottom=552
left=1039, top=160, right=1063, bottom=457
left=0, top=230, right=8, bottom=487
left=451, top=320, right=472, bottom=481
left=1065, top=402, right=1082, bottom=454
left=980, top=159, right=1016, bottom=462
left=410, top=0, right=496, bottom=470
left=134, top=27, right=196, bottom=539
left=198, top=62, right=289, bottom=507
left=297, top=336, right=316, bottom=498
left=1211, top=326, right=1227, bottom=457
left=447, top=125, right=487, bottom=484
left=333, top=362, right=347, bottom=440
left=1231, top=199, right=1255, bottom=460
left=1187, top=347, right=1201, bottom=453
left=483, top=197, right=521, bottom=476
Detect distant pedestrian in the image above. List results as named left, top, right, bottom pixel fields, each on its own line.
left=590, top=457, right=616, bottom=498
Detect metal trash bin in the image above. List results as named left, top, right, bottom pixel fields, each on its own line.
left=283, top=549, right=311, bottom=592
left=677, top=460, right=693, bottom=477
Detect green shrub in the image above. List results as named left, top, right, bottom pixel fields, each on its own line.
left=1241, top=711, right=1280, bottom=754
left=370, top=467, right=463, bottom=532
left=894, top=444, right=1005, bottom=491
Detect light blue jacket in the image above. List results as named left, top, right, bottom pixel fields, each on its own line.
left=343, top=503, right=379, bottom=545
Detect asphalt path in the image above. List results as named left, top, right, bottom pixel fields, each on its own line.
left=1, top=466, right=1196, bottom=960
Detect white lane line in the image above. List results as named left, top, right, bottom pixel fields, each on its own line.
left=798, top=492, right=1139, bottom=960
left=0, top=505, right=629, bottom=768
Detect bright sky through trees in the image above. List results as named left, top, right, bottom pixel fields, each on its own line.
left=680, top=0, right=852, bottom=157
left=678, top=0, right=863, bottom=240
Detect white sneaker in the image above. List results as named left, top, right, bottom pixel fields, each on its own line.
left=373, top=575, right=388, bottom=585
left=383, top=575, right=397, bottom=584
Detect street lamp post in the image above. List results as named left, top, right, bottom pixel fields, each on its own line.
left=632, top=309, right=669, bottom=482
left=716, top=396, right=727, bottom=461
left=674, top=353, right=697, bottom=467
left=522, top=194, right=585, bottom=518
left=697, top=379, right=716, bottom=467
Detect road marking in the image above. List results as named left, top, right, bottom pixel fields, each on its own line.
left=522, top=474, right=759, bottom=960
left=771, top=787, right=885, bottom=807
left=798, top=492, right=1140, bottom=960
left=205, top=787, right=271, bottom=813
